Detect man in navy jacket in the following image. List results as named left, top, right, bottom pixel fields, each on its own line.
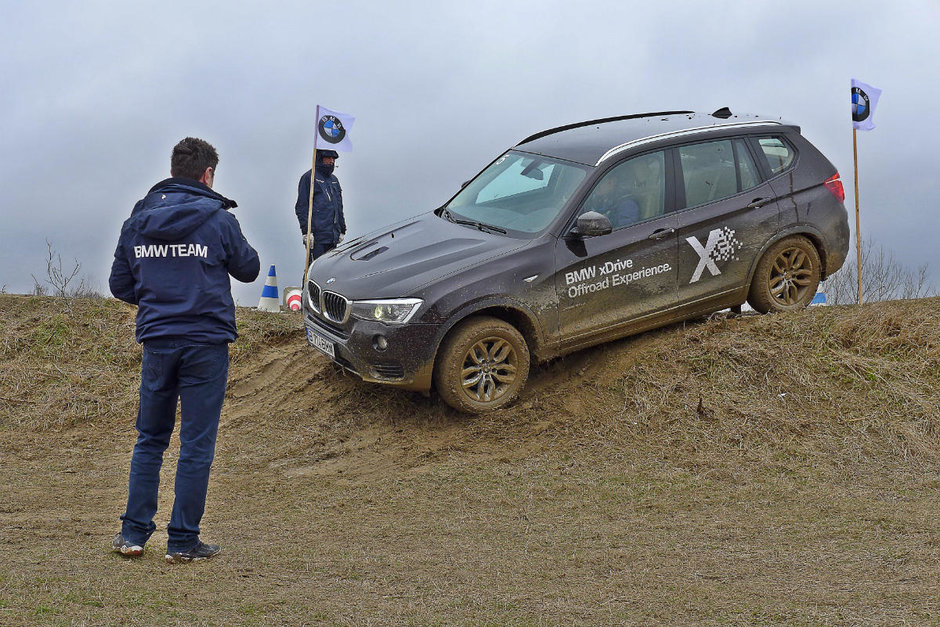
left=295, top=149, right=346, bottom=261
left=109, top=137, right=260, bottom=563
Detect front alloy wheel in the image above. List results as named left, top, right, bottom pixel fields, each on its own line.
left=434, top=316, right=530, bottom=413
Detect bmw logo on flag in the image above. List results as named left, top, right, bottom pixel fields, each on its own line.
left=318, top=115, right=346, bottom=144
left=851, top=87, right=870, bottom=123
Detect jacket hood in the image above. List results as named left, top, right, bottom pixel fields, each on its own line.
left=133, top=178, right=238, bottom=241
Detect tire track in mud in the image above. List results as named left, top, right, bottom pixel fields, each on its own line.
left=219, top=340, right=416, bottom=477
left=226, top=343, right=308, bottom=404
left=218, top=338, right=521, bottom=483
left=216, top=322, right=679, bottom=484
left=224, top=342, right=356, bottom=423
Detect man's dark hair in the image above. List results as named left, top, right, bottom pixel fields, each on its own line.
left=171, top=137, right=219, bottom=180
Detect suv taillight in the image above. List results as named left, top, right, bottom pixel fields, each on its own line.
left=824, top=173, right=845, bottom=203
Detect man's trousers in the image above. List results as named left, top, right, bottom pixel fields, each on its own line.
left=120, top=340, right=228, bottom=553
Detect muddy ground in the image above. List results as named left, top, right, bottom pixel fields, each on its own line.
left=1, top=295, right=939, bottom=624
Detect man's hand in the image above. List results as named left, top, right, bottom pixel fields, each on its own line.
left=303, top=233, right=314, bottom=247
left=337, top=233, right=345, bottom=244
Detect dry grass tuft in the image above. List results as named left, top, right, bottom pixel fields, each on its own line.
left=0, top=296, right=300, bottom=431
left=498, top=298, right=940, bottom=479
left=0, top=295, right=141, bottom=430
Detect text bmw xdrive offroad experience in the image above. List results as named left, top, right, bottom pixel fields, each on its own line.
left=303, top=110, right=850, bottom=413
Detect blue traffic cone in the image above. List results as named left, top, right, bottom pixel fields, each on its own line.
left=257, top=265, right=280, bottom=312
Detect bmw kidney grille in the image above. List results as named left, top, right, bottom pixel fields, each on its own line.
left=322, top=291, right=349, bottom=323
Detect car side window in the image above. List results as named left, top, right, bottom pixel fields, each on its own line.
left=735, top=139, right=762, bottom=191
left=757, top=137, right=795, bottom=175
left=678, top=140, right=739, bottom=208
left=580, top=151, right=665, bottom=230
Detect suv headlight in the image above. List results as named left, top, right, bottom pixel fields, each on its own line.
left=349, top=298, right=423, bottom=324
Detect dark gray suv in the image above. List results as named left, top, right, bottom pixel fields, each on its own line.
left=303, top=109, right=849, bottom=412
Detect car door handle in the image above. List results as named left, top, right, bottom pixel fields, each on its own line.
left=648, top=228, right=675, bottom=240
left=746, top=197, right=771, bottom=209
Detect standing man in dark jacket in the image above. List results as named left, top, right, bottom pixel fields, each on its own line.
left=109, top=137, right=260, bottom=563
left=295, top=149, right=346, bottom=261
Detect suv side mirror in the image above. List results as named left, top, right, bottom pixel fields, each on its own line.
left=573, top=211, right=612, bottom=238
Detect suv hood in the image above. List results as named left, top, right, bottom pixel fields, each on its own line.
left=308, top=212, right=528, bottom=298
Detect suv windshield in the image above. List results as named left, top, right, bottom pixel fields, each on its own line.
left=445, top=151, right=589, bottom=234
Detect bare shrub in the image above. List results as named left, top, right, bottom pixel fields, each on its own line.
left=30, top=239, right=100, bottom=298
left=825, top=237, right=936, bottom=305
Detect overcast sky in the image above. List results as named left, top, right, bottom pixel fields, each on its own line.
left=1, top=0, right=936, bottom=304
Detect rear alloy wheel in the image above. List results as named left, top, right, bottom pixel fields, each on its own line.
left=747, top=235, right=821, bottom=313
left=434, top=316, right=530, bottom=414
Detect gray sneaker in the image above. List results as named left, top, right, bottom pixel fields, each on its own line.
left=111, top=533, right=144, bottom=557
left=165, top=540, right=221, bottom=564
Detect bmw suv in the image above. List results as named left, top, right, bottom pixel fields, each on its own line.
left=303, top=109, right=849, bottom=413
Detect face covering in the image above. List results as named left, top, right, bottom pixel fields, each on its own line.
left=316, top=162, right=335, bottom=178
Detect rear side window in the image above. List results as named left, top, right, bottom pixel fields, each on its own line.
left=678, top=140, right=738, bottom=207
left=757, top=137, right=795, bottom=174
left=678, top=139, right=767, bottom=209
left=735, top=139, right=761, bottom=190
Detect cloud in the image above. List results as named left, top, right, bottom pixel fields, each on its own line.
left=1, top=0, right=937, bottom=302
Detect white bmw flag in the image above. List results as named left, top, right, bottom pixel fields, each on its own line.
left=851, top=79, right=881, bottom=131
left=314, top=105, right=355, bottom=152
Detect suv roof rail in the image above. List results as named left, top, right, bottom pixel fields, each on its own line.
left=516, top=110, right=695, bottom=146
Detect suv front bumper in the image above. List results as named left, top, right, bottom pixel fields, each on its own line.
left=303, top=310, right=439, bottom=392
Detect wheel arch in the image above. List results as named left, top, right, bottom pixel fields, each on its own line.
left=745, top=226, right=829, bottom=288
left=429, top=298, right=546, bottom=378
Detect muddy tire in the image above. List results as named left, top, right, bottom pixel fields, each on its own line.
left=434, top=316, right=530, bottom=414
left=747, top=235, right=821, bottom=313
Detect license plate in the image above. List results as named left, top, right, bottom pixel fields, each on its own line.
left=305, top=327, right=335, bottom=359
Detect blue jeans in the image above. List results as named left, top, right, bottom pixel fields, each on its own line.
left=120, top=340, right=229, bottom=552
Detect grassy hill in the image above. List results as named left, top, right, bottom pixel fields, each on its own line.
left=1, top=294, right=938, bottom=624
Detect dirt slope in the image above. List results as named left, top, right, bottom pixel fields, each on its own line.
left=1, top=294, right=939, bottom=624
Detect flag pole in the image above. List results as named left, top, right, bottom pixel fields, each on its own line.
left=852, top=127, right=862, bottom=304
left=302, top=107, right=319, bottom=286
